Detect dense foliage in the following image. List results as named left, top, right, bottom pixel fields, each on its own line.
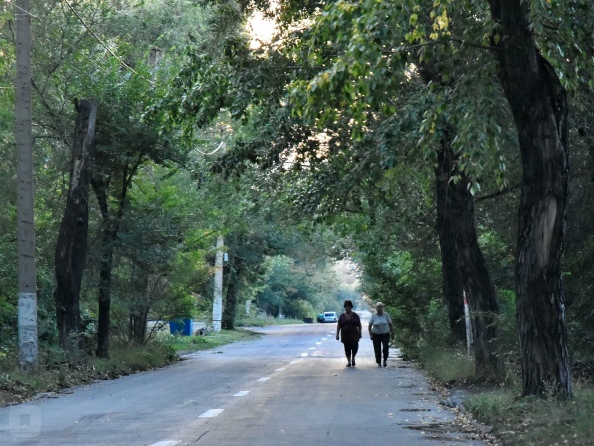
left=2, top=0, right=594, bottom=404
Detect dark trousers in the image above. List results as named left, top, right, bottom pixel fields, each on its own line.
left=343, top=341, right=359, bottom=360
left=372, top=333, right=390, bottom=363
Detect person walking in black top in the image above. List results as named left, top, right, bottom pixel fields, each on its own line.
left=336, top=300, right=362, bottom=367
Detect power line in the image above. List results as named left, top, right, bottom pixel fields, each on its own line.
left=4, top=0, right=40, bottom=19
left=6, top=0, right=154, bottom=84
left=3, top=0, right=114, bottom=76
left=194, top=141, right=227, bottom=156
left=61, top=0, right=142, bottom=79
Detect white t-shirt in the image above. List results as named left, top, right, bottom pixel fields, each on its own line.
left=369, top=313, right=392, bottom=334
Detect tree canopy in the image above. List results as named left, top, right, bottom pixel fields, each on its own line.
left=3, top=0, right=594, bottom=401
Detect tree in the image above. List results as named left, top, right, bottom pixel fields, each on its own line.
left=161, top=2, right=500, bottom=377
left=54, top=99, right=96, bottom=350
left=281, top=0, right=506, bottom=378
left=88, top=64, right=179, bottom=357
left=487, top=0, right=571, bottom=397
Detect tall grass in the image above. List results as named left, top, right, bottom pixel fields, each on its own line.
left=464, top=385, right=594, bottom=445
left=417, top=345, right=476, bottom=383
left=0, top=341, right=177, bottom=406
left=235, top=315, right=305, bottom=327
left=160, top=329, right=258, bottom=351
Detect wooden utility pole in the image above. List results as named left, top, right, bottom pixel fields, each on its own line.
left=15, top=0, right=38, bottom=371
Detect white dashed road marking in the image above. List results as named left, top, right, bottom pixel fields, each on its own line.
left=309, top=347, right=315, bottom=350
left=199, top=409, right=224, bottom=418
left=315, top=342, right=321, bottom=345
left=275, top=367, right=286, bottom=371
left=149, top=440, right=180, bottom=446
left=300, top=353, right=308, bottom=357
left=257, top=377, right=270, bottom=382
left=234, top=391, right=249, bottom=397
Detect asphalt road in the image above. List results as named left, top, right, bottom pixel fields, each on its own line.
left=0, top=321, right=487, bottom=446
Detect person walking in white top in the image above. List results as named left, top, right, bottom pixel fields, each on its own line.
left=368, top=302, right=394, bottom=367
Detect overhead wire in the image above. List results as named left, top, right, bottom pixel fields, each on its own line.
left=60, top=0, right=142, bottom=78
left=4, top=0, right=40, bottom=20
left=194, top=141, right=227, bottom=156
left=2, top=0, right=109, bottom=76
left=4, top=0, right=154, bottom=84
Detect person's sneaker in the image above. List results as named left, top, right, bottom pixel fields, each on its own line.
left=352, top=360, right=356, bottom=367
left=377, top=363, right=382, bottom=367
left=383, top=361, right=387, bottom=367
left=346, top=363, right=351, bottom=367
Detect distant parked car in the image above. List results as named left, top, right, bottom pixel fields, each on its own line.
left=323, top=311, right=338, bottom=323
left=317, top=313, right=325, bottom=323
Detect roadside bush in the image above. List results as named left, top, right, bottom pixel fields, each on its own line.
left=417, top=345, right=475, bottom=383
left=235, top=314, right=304, bottom=327
left=285, top=299, right=316, bottom=320
left=464, top=386, right=594, bottom=445
left=494, top=289, right=521, bottom=386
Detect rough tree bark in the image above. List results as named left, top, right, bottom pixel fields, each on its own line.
left=222, top=254, right=242, bottom=330
left=129, top=305, right=149, bottom=344
left=435, top=141, right=502, bottom=379
left=129, top=271, right=150, bottom=344
left=488, top=0, right=572, bottom=396
left=418, top=58, right=501, bottom=378
left=92, top=178, right=114, bottom=358
left=434, top=168, right=466, bottom=343
left=92, top=160, right=142, bottom=358
left=54, top=99, right=96, bottom=349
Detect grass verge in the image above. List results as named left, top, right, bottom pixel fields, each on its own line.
left=0, top=329, right=257, bottom=407
left=415, top=345, right=594, bottom=445
left=416, top=345, right=476, bottom=383
left=0, top=342, right=176, bottom=407
left=464, top=384, right=594, bottom=445
left=162, top=328, right=259, bottom=352
left=235, top=315, right=305, bottom=327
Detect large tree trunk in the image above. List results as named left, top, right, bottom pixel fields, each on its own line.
left=419, top=56, right=501, bottom=378
left=92, top=179, right=114, bottom=358
left=222, top=256, right=242, bottom=330
left=129, top=271, right=150, bottom=344
left=129, top=307, right=149, bottom=344
left=435, top=140, right=502, bottom=379
left=54, top=99, right=96, bottom=350
left=489, top=0, right=571, bottom=397
left=91, top=161, right=138, bottom=357
left=434, top=165, right=466, bottom=343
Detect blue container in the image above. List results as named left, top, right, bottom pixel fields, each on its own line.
left=169, top=318, right=194, bottom=336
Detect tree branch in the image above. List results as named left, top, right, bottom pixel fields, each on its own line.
left=476, top=183, right=520, bottom=202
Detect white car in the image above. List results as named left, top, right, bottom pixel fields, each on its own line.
left=323, top=312, right=338, bottom=323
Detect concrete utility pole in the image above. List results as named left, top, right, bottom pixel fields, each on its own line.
left=15, top=0, right=38, bottom=371
left=212, top=236, right=224, bottom=332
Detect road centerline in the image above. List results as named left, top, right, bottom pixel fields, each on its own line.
left=149, top=440, right=181, bottom=446
left=198, top=409, right=224, bottom=418
left=234, top=391, right=249, bottom=397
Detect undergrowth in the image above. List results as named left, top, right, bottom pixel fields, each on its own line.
left=464, top=385, right=594, bottom=445
left=0, top=329, right=257, bottom=406
left=161, top=328, right=259, bottom=352
left=416, top=345, right=476, bottom=383
left=235, top=315, right=305, bottom=327
left=414, top=341, right=594, bottom=445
